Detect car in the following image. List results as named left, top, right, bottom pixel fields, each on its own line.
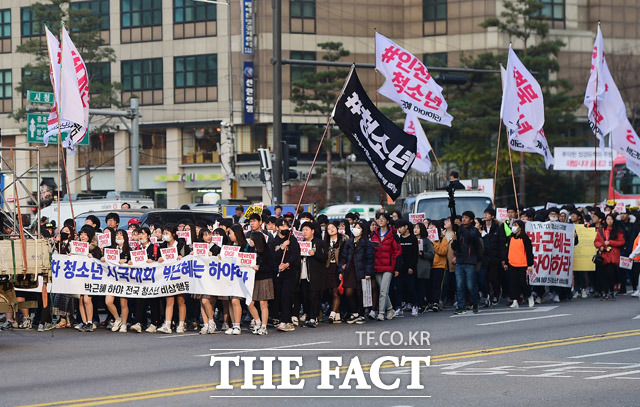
left=413, top=190, right=493, bottom=220
left=318, top=204, right=383, bottom=221
left=74, top=209, right=149, bottom=231
left=138, top=209, right=224, bottom=227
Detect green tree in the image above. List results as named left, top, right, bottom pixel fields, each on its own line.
left=291, top=42, right=350, bottom=204
left=427, top=0, right=581, bottom=206
left=12, top=0, right=121, bottom=123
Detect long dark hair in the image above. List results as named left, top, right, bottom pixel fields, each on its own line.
left=112, top=229, right=131, bottom=255
left=230, top=224, right=248, bottom=248
left=250, top=231, right=266, bottom=255
left=212, top=227, right=230, bottom=246
left=415, top=222, right=428, bottom=239
left=605, top=214, right=622, bottom=238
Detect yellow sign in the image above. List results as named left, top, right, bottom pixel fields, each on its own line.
left=574, top=225, right=596, bottom=271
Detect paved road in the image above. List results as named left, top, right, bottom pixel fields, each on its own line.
left=2, top=296, right=640, bottom=407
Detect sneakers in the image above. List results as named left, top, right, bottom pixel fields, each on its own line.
left=528, top=296, right=535, bottom=308
left=355, top=316, right=366, bottom=324
left=111, top=317, right=123, bottom=332
left=453, top=309, right=467, bottom=315
left=257, top=326, right=268, bottom=335
left=472, top=304, right=478, bottom=314
left=225, top=326, right=241, bottom=335
left=631, top=290, right=640, bottom=298
left=609, top=293, right=616, bottom=301
left=394, top=308, right=404, bottom=317
left=221, top=322, right=229, bottom=331
left=510, top=300, right=519, bottom=309
left=552, top=294, right=560, bottom=303
left=386, top=310, right=395, bottom=320
left=328, top=312, right=336, bottom=323
left=431, top=303, right=440, bottom=312
left=346, top=314, right=359, bottom=324
left=535, top=296, right=542, bottom=304
left=250, top=319, right=259, bottom=330
left=572, top=291, right=581, bottom=299
left=291, top=316, right=299, bottom=326
left=119, top=324, right=127, bottom=333
left=581, top=289, right=588, bottom=299
left=74, top=322, right=85, bottom=331
left=277, top=322, right=295, bottom=332
left=411, top=306, right=419, bottom=317
left=130, top=323, right=142, bottom=333
left=54, top=319, right=67, bottom=329
left=157, top=323, right=172, bottom=334
left=305, top=319, right=318, bottom=328
left=19, top=318, right=33, bottom=329
left=368, top=310, right=377, bottom=320
left=176, top=323, right=186, bottom=334
left=208, top=322, right=216, bottom=334
left=200, top=325, right=210, bottom=334
left=269, top=319, right=280, bottom=327
left=83, top=323, right=94, bottom=332
left=145, top=324, right=157, bottom=333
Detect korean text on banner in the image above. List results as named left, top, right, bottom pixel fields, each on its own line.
left=525, top=221, right=575, bottom=287
left=403, top=113, right=432, bottom=173
left=375, top=32, right=453, bottom=126
left=49, top=254, right=256, bottom=305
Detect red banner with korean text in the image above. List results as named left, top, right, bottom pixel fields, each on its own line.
left=525, top=221, right=574, bottom=288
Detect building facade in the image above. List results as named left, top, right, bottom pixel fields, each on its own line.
left=0, top=0, right=638, bottom=208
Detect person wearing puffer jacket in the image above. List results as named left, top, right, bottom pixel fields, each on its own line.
left=339, top=221, right=375, bottom=324
left=414, top=222, right=435, bottom=314
left=429, top=220, right=448, bottom=311
left=370, top=212, right=403, bottom=321
left=594, top=213, right=625, bottom=300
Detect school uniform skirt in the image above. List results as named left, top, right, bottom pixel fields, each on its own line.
left=252, top=278, right=274, bottom=301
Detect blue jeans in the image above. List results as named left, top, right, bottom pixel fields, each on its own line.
left=455, top=263, right=479, bottom=309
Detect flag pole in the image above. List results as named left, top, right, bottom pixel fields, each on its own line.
left=507, top=135, right=520, bottom=215
left=373, top=28, right=387, bottom=211
left=494, top=63, right=506, bottom=208
left=594, top=21, right=600, bottom=206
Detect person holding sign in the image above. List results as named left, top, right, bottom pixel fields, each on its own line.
left=272, top=218, right=301, bottom=332
left=51, top=224, right=75, bottom=329
left=299, top=222, right=327, bottom=328
left=76, top=225, right=102, bottom=332
left=325, top=221, right=348, bottom=323
left=247, top=231, right=274, bottom=335
left=504, top=220, right=535, bottom=309
left=594, top=214, right=626, bottom=300
left=225, top=225, right=254, bottom=335
left=131, top=227, right=161, bottom=333
left=339, top=221, right=375, bottom=323
left=428, top=221, right=448, bottom=312
left=103, top=230, right=132, bottom=333
left=157, top=225, right=191, bottom=334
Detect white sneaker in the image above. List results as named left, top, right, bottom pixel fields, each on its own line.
left=225, top=326, right=241, bottom=335
left=535, top=296, right=542, bottom=304
left=394, top=308, right=403, bottom=317
left=200, top=325, right=209, bottom=334
left=119, top=324, right=127, bottom=333
left=572, top=291, right=580, bottom=299
left=257, top=326, right=268, bottom=335
left=552, top=294, right=560, bottom=303
left=510, top=300, right=519, bottom=308
left=377, top=313, right=385, bottom=321
left=276, top=322, right=287, bottom=331
left=411, top=306, right=419, bottom=317
left=291, top=316, right=299, bottom=326
left=130, top=323, right=142, bottom=333
left=157, top=324, right=172, bottom=334
left=145, top=324, right=157, bottom=333
left=631, top=290, right=640, bottom=298
left=250, top=319, right=258, bottom=330
left=111, top=317, right=122, bottom=332
left=528, top=296, right=534, bottom=308
left=368, top=310, right=377, bottom=320
left=208, top=322, right=216, bottom=334
left=386, top=310, right=395, bottom=320
left=176, top=323, right=186, bottom=334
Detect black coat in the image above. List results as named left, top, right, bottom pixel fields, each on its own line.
left=339, top=237, right=375, bottom=280
left=302, top=237, right=327, bottom=291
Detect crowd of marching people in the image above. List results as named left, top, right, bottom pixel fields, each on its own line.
left=2, top=198, right=639, bottom=335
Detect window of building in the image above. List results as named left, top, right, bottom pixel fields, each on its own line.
left=87, top=62, right=111, bottom=105
left=0, top=9, right=10, bottom=53
left=181, top=126, right=221, bottom=164
left=290, top=0, right=315, bottom=34
left=21, top=7, right=41, bottom=38
left=138, top=129, right=166, bottom=165
left=77, top=133, right=116, bottom=168
left=121, top=0, right=162, bottom=43
left=174, top=0, right=217, bottom=38
left=71, top=0, right=110, bottom=30
left=423, top=0, right=447, bottom=36
left=0, top=69, right=11, bottom=113
left=121, top=58, right=163, bottom=105
left=423, top=52, right=448, bottom=67
left=540, top=0, right=565, bottom=29
left=290, top=51, right=316, bottom=84
left=174, top=54, right=218, bottom=103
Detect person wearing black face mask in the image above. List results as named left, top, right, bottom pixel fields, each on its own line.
left=270, top=218, right=300, bottom=332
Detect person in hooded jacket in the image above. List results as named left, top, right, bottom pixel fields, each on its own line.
left=504, top=220, right=535, bottom=308
left=370, top=212, right=403, bottom=321
left=452, top=211, right=481, bottom=315
left=594, top=214, right=625, bottom=300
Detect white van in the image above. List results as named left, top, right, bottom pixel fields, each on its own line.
left=318, top=204, right=383, bottom=221
left=413, top=190, right=493, bottom=220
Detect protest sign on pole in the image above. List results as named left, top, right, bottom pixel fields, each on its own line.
left=525, top=221, right=575, bottom=287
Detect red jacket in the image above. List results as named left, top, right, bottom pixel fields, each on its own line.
left=371, top=227, right=402, bottom=273
left=594, top=226, right=625, bottom=265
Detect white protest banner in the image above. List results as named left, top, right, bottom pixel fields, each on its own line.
left=49, top=253, right=256, bottom=304
left=409, top=213, right=426, bottom=224
left=361, top=278, right=373, bottom=308
left=176, top=230, right=192, bottom=246
left=192, top=242, right=210, bottom=257
left=131, top=249, right=148, bottom=266
left=553, top=147, right=622, bottom=171
left=70, top=241, right=89, bottom=256
left=375, top=32, right=453, bottom=126
left=427, top=228, right=438, bottom=241
left=496, top=208, right=508, bottom=221
left=525, top=221, right=575, bottom=287
left=299, top=241, right=312, bottom=256
left=545, top=202, right=559, bottom=210
left=418, top=238, right=424, bottom=252
left=211, top=236, right=223, bottom=247
left=150, top=236, right=158, bottom=245
left=611, top=119, right=640, bottom=179
left=97, top=233, right=111, bottom=248
left=160, top=247, right=178, bottom=263
left=237, top=252, right=257, bottom=268
left=221, top=245, right=241, bottom=260
left=619, top=256, right=633, bottom=270
left=104, top=248, right=120, bottom=265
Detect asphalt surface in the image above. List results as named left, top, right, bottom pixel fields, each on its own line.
left=2, top=295, right=640, bottom=407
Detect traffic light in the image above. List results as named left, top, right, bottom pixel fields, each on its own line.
left=282, top=141, right=298, bottom=181
left=435, top=73, right=467, bottom=86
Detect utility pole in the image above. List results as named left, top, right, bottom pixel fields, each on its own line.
left=272, top=0, right=282, bottom=204
left=130, top=98, right=140, bottom=192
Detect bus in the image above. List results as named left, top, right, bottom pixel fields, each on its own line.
left=609, top=156, right=640, bottom=206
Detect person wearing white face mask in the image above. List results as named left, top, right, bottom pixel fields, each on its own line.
left=504, top=220, right=535, bottom=308
left=157, top=224, right=190, bottom=334
left=102, top=229, right=133, bottom=332
left=339, top=221, right=375, bottom=324
left=324, top=220, right=348, bottom=323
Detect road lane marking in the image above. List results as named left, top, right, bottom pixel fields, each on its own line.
left=20, top=328, right=640, bottom=407
left=451, top=306, right=558, bottom=317
left=568, top=347, right=640, bottom=359
left=196, top=341, right=331, bottom=356
left=633, top=314, right=640, bottom=320
left=585, top=370, right=640, bottom=379
left=156, top=333, right=200, bottom=338
left=476, top=314, right=570, bottom=326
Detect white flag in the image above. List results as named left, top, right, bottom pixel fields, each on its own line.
left=584, top=25, right=605, bottom=114
left=508, top=128, right=555, bottom=169
left=611, top=120, right=640, bottom=178
left=403, top=113, right=432, bottom=173
left=500, top=46, right=544, bottom=149
left=375, top=32, right=453, bottom=126
left=44, top=26, right=89, bottom=149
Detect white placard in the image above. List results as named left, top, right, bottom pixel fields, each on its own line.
left=427, top=228, right=438, bottom=241
left=615, top=202, right=626, bottom=213
left=418, top=238, right=424, bottom=252
left=104, top=248, right=120, bottom=264
left=150, top=236, right=158, bottom=245
left=525, top=222, right=575, bottom=287
left=299, top=241, right=312, bottom=256
left=496, top=208, right=508, bottom=222
left=361, top=278, right=373, bottom=308
left=70, top=241, right=89, bottom=256
left=193, top=242, right=210, bottom=257
left=293, top=230, right=304, bottom=241
left=619, top=256, right=633, bottom=270
left=211, top=236, right=223, bottom=247
left=160, top=247, right=178, bottom=263
left=176, top=230, right=192, bottom=246
left=131, top=249, right=148, bottom=265
left=97, top=233, right=111, bottom=248
left=237, top=252, right=257, bottom=268
left=409, top=213, right=426, bottom=224
left=221, top=245, right=241, bottom=259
